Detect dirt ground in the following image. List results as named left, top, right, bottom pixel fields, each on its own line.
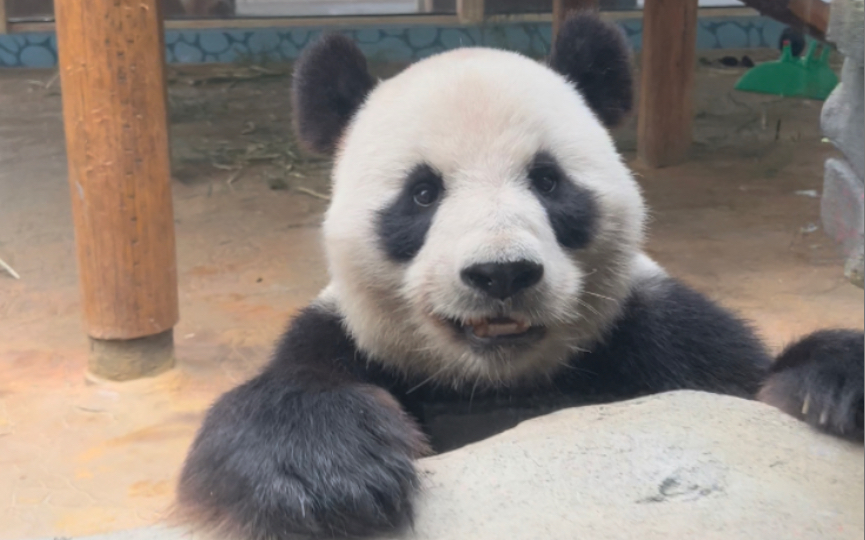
left=1, top=50, right=863, bottom=539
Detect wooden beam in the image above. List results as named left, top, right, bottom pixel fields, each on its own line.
left=8, top=15, right=461, bottom=34
left=552, top=0, right=599, bottom=41
left=788, top=0, right=830, bottom=36
left=55, top=0, right=179, bottom=380
left=457, top=0, right=484, bottom=24
left=739, top=0, right=828, bottom=41
left=7, top=7, right=763, bottom=34
left=10, top=15, right=462, bottom=33
left=637, top=0, right=698, bottom=168
left=165, top=13, right=461, bottom=29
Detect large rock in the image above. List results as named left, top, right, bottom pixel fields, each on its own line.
left=821, top=59, right=865, bottom=179
left=822, top=157, right=865, bottom=258
left=34, top=391, right=864, bottom=540
left=404, top=391, right=863, bottom=540
left=828, top=0, right=864, bottom=63
left=822, top=0, right=865, bottom=287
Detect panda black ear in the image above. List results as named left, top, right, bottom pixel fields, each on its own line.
left=291, top=33, right=376, bottom=155
left=549, top=11, right=634, bottom=129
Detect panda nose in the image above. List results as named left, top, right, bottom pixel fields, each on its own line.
left=461, top=261, right=544, bottom=300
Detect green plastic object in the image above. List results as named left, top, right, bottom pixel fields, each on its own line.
left=734, top=40, right=838, bottom=100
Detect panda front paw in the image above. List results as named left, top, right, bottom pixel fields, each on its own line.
left=176, top=378, right=428, bottom=539
left=759, top=329, right=864, bottom=441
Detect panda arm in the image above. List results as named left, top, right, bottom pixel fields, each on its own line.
left=562, top=277, right=772, bottom=399
left=175, top=304, right=428, bottom=539
left=564, top=277, right=863, bottom=441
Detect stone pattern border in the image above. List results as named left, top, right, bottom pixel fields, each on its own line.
left=0, top=15, right=787, bottom=68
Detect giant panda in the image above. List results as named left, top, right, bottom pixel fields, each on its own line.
left=175, top=12, right=865, bottom=540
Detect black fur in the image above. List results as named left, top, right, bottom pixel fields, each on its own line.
left=549, top=11, right=634, bottom=128
left=177, top=276, right=864, bottom=538
left=377, top=164, right=444, bottom=262
left=759, top=329, right=864, bottom=441
left=175, top=306, right=428, bottom=540
left=529, top=152, right=598, bottom=250
left=565, top=278, right=771, bottom=397
left=291, top=33, right=375, bottom=155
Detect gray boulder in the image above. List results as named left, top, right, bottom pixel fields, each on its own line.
left=36, top=391, right=864, bottom=540
left=822, top=0, right=865, bottom=287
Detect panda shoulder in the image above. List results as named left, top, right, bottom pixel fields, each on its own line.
left=576, top=253, right=772, bottom=397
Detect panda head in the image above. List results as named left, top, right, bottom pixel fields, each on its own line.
left=293, top=13, right=648, bottom=387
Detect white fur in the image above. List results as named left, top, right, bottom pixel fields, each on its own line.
left=320, top=47, right=652, bottom=387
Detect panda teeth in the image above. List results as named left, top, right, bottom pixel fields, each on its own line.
left=469, top=318, right=529, bottom=338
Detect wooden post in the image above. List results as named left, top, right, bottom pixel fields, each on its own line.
left=55, top=0, right=179, bottom=380
left=0, top=0, right=7, bottom=35
left=457, top=0, right=484, bottom=24
left=552, top=0, right=599, bottom=41
left=637, top=0, right=698, bottom=168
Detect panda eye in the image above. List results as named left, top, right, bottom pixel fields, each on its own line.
left=530, top=165, right=559, bottom=194
left=412, top=182, right=440, bottom=207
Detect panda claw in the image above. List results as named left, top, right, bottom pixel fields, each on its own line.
left=759, top=329, right=864, bottom=442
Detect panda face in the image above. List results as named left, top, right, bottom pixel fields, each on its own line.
left=320, top=48, right=647, bottom=386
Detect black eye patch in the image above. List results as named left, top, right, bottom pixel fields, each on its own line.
left=528, top=152, right=598, bottom=250
left=377, top=164, right=444, bottom=262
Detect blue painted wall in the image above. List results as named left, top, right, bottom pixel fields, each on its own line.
left=0, top=16, right=786, bottom=68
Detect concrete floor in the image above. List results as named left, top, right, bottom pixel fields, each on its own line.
left=1, top=52, right=863, bottom=539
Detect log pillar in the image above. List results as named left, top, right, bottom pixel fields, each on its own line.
left=637, top=0, right=699, bottom=168
left=0, top=0, right=7, bottom=35
left=457, top=0, right=485, bottom=24
left=552, top=0, right=599, bottom=41
left=55, top=0, right=179, bottom=380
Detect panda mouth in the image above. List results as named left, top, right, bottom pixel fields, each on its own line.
left=466, top=317, right=530, bottom=338
left=445, top=316, right=546, bottom=346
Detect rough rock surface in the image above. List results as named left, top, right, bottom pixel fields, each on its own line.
left=32, top=391, right=864, bottom=540
left=828, top=0, right=864, bottom=63
left=821, top=59, right=865, bottom=179
left=822, top=0, right=865, bottom=287
left=822, top=157, right=865, bottom=257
